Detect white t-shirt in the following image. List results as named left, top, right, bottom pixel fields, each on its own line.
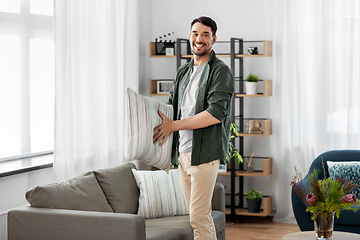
left=179, top=62, right=206, bottom=153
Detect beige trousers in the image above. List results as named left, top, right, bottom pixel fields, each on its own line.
left=178, top=152, right=220, bottom=240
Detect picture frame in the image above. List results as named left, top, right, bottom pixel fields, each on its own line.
left=218, top=164, right=227, bottom=173
left=165, top=47, right=174, bottom=56
left=157, top=80, right=173, bottom=94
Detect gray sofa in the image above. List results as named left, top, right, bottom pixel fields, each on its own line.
left=8, top=162, right=226, bottom=240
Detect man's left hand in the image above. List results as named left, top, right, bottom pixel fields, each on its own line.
left=153, top=111, right=175, bottom=146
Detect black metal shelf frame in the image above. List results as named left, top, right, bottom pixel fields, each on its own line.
left=230, top=37, right=245, bottom=223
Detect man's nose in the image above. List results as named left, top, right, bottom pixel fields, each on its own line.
left=196, top=35, right=203, bottom=42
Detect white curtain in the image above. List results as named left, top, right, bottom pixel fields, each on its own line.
left=271, top=0, right=360, bottom=222
left=54, top=0, right=138, bottom=181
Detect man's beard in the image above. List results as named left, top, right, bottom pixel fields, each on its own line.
left=191, top=45, right=211, bottom=57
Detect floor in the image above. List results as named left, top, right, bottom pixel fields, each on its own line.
left=225, top=216, right=300, bottom=240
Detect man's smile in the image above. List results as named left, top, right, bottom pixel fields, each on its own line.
left=194, top=43, right=205, bottom=50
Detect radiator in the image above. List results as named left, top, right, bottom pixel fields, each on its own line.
left=0, top=212, right=7, bottom=240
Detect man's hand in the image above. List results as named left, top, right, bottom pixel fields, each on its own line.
left=153, top=110, right=220, bottom=147
left=153, top=111, right=176, bottom=147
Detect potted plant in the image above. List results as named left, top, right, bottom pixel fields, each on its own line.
left=246, top=188, right=262, bottom=213
left=245, top=73, right=258, bottom=95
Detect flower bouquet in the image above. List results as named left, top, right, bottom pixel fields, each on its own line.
left=290, top=165, right=359, bottom=239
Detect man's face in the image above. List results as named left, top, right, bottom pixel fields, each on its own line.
left=189, top=22, right=216, bottom=57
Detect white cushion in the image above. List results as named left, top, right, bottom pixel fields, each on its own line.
left=125, top=88, right=173, bottom=171
left=131, top=169, right=188, bottom=219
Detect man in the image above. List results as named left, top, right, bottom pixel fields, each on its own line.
left=153, top=16, right=234, bottom=240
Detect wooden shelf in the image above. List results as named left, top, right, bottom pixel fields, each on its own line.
left=237, top=119, right=272, bottom=137
left=235, top=40, right=272, bottom=57
left=149, top=42, right=176, bottom=58
left=149, top=42, right=230, bottom=58
left=218, top=158, right=272, bottom=177
left=149, top=40, right=272, bottom=58
left=149, top=79, right=172, bottom=96
left=225, top=196, right=273, bottom=217
left=235, top=80, right=272, bottom=97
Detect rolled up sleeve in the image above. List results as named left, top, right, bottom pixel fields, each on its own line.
left=206, top=66, right=234, bottom=121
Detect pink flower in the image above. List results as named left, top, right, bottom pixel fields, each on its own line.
left=306, top=193, right=317, bottom=206
left=341, top=194, right=357, bottom=204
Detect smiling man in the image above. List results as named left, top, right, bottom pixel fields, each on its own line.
left=153, top=16, right=234, bottom=240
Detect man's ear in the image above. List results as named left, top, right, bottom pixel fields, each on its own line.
left=212, top=35, right=217, bottom=44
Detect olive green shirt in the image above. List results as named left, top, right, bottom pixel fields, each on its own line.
left=168, top=50, right=234, bottom=166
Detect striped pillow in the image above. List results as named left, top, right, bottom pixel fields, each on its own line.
left=131, top=169, right=188, bottom=219
left=125, top=88, right=173, bottom=172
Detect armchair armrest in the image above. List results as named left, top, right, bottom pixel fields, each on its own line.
left=212, top=182, right=225, bottom=213
left=8, top=206, right=145, bottom=240
left=291, top=186, right=313, bottom=231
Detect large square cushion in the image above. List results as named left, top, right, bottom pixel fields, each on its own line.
left=94, top=162, right=139, bottom=214
left=26, top=171, right=113, bottom=212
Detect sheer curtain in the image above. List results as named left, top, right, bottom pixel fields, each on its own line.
left=54, top=0, right=138, bottom=181
left=271, top=0, right=360, bottom=222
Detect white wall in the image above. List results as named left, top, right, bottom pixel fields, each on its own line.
left=138, top=0, right=274, bottom=205
left=0, top=168, right=54, bottom=214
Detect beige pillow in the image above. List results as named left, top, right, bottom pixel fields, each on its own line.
left=26, top=171, right=113, bottom=212
left=125, top=88, right=173, bottom=171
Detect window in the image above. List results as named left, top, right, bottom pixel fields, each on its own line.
left=0, top=0, right=54, bottom=161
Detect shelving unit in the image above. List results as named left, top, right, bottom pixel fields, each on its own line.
left=148, top=38, right=273, bottom=222
left=228, top=38, right=273, bottom=222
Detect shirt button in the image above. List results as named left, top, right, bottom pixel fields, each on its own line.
left=183, top=86, right=185, bottom=88
left=179, top=101, right=182, bottom=103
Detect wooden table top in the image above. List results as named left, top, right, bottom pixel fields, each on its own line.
left=281, top=231, right=360, bottom=240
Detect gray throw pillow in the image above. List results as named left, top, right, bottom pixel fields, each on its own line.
left=94, top=162, right=140, bottom=214
left=26, top=171, right=113, bottom=212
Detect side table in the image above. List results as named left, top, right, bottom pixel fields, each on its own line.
left=281, top=231, right=360, bottom=240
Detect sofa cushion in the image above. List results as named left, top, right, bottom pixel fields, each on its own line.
left=145, top=210, right=225, bottom=240
left=334, top=206, right=360, bottom=226
left=94, top=162, right=139, bottom=214
left=327, top=161, right=360, bottom=199
left=131, top=169, right=188, bottom=219
left=124, top=88, right=173, bottom=171
left=26, top=171, right=113, bottom=212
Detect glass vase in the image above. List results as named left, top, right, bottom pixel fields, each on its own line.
left=314, top=211, right=335, bottom=240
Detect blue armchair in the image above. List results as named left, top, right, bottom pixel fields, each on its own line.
left=291, top=150, right=360, bottom=234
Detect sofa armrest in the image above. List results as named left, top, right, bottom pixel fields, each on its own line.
left=212, top=182, right=225, bottom=213
left=8, top=206, right=145, bottom=240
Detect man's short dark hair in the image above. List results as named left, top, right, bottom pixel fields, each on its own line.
left=191, top=16, right=217, bottom=36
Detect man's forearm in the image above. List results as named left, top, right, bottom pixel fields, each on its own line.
left=173, top=111, right=220, bottom=132
left=153, top=110, right=220, bottom=146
